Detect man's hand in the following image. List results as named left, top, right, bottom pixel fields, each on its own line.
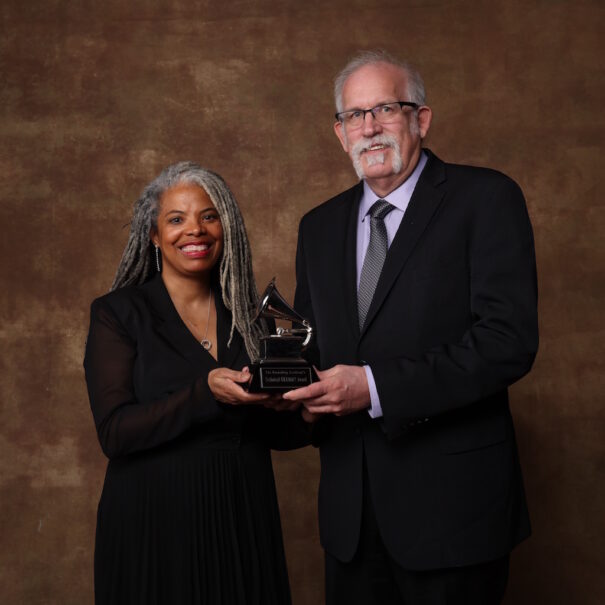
left=282, top=365, right=370, bottom=417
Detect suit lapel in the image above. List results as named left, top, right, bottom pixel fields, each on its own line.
left=142, top=275, right=205, bottom=368
left=342, top=183, right=364, bottom=338
left=360, top=152, right=447, bottom=336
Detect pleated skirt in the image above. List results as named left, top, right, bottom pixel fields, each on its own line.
left=94, top=432, right=292, bottom=605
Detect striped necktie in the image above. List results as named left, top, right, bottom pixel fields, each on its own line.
left=357, top=199, right=394, bottom=330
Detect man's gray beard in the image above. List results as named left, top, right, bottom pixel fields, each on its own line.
left=350, top=134, right=403, bottom=180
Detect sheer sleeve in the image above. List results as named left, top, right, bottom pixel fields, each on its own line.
left=84, top=297, right=222, bottom=459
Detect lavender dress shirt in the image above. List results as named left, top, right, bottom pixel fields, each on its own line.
left=357, top=152, right=428, bottom=418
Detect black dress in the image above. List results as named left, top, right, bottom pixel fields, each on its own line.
left=84, top=274, right=307, bottom=605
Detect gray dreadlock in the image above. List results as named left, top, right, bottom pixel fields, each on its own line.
left=111, top=161, right=265, bottom=360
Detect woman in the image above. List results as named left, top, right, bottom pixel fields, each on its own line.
left=84, top=162, right=306, bottom=605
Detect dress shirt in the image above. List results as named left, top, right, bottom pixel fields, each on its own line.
left=357, top=151, right=428, bottom=419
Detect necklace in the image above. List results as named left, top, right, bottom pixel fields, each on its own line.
left=200, top=290, right=213, bottom=351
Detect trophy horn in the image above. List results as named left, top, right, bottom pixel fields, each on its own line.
left=254, top=278, right=307, bottom=325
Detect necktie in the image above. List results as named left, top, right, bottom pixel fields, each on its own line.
left=357, top=199, right=394, bottom=330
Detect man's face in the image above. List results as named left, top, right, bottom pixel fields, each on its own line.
left=334, top=62, right=432, bottom=196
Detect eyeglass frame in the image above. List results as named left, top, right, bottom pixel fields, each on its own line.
left=335, top=101, right=419, bottom=127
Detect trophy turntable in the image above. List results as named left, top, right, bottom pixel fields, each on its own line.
left=247, top=279, right=318, bottom=392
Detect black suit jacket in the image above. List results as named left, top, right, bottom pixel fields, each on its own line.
left=294, top=150, right=538, bottom=570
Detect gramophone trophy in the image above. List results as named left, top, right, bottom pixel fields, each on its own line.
left=248, top=279, right=318, bottom=392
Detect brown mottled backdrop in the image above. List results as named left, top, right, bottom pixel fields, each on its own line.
left=1, top=1, right=603, bottom=603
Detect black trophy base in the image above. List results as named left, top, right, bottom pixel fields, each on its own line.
left=247, top=359, right=318, bottom=392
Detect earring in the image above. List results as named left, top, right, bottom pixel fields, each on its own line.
left=155, top=245, right=161, bottom=272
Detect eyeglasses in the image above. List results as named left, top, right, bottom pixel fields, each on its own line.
left=335, top=101, right=419, bottom=129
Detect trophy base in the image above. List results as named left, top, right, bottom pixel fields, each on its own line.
left=247, top=359, right=318, bottom=392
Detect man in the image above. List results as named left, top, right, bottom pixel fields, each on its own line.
left=283, top=50, right=538, bottom=605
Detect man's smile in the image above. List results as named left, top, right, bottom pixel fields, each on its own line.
left=364, top=143, right=389, bottom=153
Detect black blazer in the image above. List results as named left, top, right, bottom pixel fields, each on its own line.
left=294, top=150, right=538, bottom=570
left=84, top=274, right=307, bottom=460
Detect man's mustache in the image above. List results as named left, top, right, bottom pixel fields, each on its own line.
left=351, top=134, right=398, bottom=157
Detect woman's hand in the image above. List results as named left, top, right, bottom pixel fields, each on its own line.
left=208, top=367, right=302, bottom=411
left=262, top=397, right=301, bottom=412
left=208, top=367, right=270, bottom=405
left=301, top=407, right=321, bottom=423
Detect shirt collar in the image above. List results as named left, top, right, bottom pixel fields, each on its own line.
left=360, top=150, right=428, bottom=220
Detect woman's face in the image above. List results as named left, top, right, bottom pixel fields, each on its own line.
left=151, top=183, right=224, bottom=280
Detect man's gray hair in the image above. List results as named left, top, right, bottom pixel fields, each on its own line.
left=334, top=50, right=426, bottom=113
left=111, top=161, right=266, bottom=359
